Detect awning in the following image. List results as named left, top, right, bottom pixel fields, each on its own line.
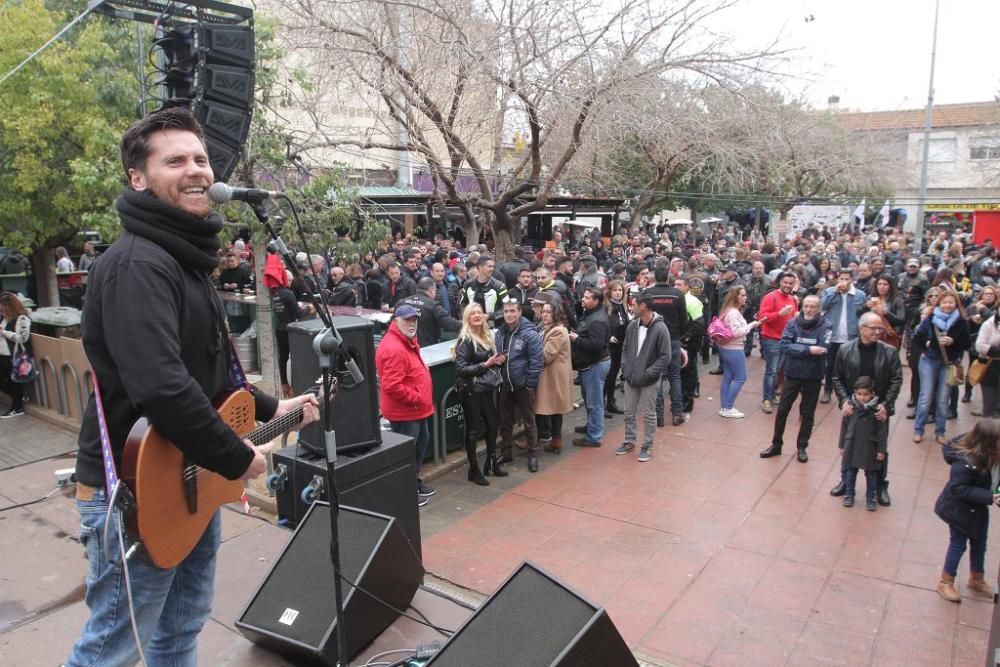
left=552, top=216, right=603, bottom=229
left=664, top=218, right=692, bottom=226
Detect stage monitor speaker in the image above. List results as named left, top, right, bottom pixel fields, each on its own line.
left=288, top=317, right=381, bottom=455
left=426, top=561, right=637, bottom=667
left=236, top=503, right=424, bottom=666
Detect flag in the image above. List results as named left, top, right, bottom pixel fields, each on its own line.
left=878, top=201, right=891, bottom=227
left=853, top=198, right=867, bottom=229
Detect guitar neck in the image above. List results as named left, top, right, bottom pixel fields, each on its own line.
left=246, top=406, right=305, bottom=447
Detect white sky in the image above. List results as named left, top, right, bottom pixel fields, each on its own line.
left=715, top=0, right=1000, bottom=111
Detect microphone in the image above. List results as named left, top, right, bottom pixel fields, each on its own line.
left=208, top=182, right=280, bottom=204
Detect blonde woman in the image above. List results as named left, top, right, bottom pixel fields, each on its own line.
left=454, top=303, right=507, bottom=483
left=534, top=299, right=574, bottom=453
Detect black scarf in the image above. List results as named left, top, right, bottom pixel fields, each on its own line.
left=116, top=189, right=223, bottom=274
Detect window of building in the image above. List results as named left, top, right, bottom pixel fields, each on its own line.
left=918, top=137, right=957, bottom=162
left=970, top=137, right=1000, bottom=160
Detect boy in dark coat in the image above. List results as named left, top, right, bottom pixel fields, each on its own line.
left=838, top=376, right=888, bottom=511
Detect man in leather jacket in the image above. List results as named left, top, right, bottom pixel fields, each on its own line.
left=829, top=312, right=903, bottom=506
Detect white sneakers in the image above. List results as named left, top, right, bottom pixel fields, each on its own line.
left=718, top=408, right=745, bottom=419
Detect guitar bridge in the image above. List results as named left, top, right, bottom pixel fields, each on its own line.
left=182, top=458, right=198, bottom=514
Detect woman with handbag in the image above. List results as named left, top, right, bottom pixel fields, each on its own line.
left=535, top=299, right=574, bottom=454
left=0, top=292, right=32, bottom=418
left=604, top=280, right=630, bottom=415
left=864, top=274, right=905, bottom=350
left=454, top=303, right=507, bottom=484
left=911, top=290, right=971, bottom=444
left=973, top=309, right=1000, bottom=418
left=966, top=286, right=998, bottom=407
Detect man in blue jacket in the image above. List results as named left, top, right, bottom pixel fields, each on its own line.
left=760, top=295, right=832, bottom=463
left=495, top=296, right=544, bottom=472
left=820, top=268, right=867, bottom=404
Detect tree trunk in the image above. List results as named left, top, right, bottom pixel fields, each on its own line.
left=31, top=249, right=58, bottom=308
left=459, top=218, right=480, bottom=247
left=253, top=243, right=280, bottom=396
left=492, top=210, right=517, bottom=264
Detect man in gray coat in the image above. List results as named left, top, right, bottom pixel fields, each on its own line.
left=616, top=292, right=673, bottom=462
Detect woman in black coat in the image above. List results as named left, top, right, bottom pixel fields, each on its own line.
left=934, top=419, right=1000, bottom=602
left=454, top=303, right=507, bottom=484
left=603, top=280, right=630, bottom=414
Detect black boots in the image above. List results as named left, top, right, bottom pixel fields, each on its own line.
left=465, top=441, right=489, bottom=486
left=483, top=454, right=508, bottom=477
left=605, top=396, right=624, bottom=414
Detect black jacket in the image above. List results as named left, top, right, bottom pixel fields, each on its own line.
left=508, top=284, right=538, bottom=322
left=326, top=279, right=359, bottom=307
left=462, top=276, right=508, bottom=323
left=572, top=306, right=610, bottom=369
left=76, top=231, right=277, bottom=488
left=780, top=313, right=832, bottom=381
left=399, top=291, right=461, bottom=347
left=935, top=440, right=995, bottom=541
left=643, top=283, right=688, bottom=339
left=454, top=336, right=500, bottom=394
left=831, top=339, right=903, bottom=416
left=272, top=286, right=306, bottom=331
left=382, top=274, right=417, bottom=309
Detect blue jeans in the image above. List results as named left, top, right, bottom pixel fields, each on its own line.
left=718, top=348, right=748, bottom=410
left=760, top=336, right=782, bottom=401
left=915, top=356, right=950, bottom=436
left=579, top=359, right=610, bottom=442
left=944, top=525, right=986, bottom=576
left=66, top=487, right=220, bottom=667
left=655, top=340, right=684, bottom=419
left=390, top=417, right=431, bottom=477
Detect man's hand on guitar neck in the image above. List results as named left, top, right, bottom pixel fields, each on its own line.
left=240, top=394, right=320, bottom=481
left=275, top=393, right=321, bottom=426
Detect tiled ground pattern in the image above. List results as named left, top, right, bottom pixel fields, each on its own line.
left=423, top=357, right=995, bottom=666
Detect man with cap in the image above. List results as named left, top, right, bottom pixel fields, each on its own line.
left=376, top=303, right=436, bottom=505
left=399, top=277, right=462, bottom=347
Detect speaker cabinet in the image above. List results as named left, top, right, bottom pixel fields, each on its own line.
left=237, top=503, right=424, bottom=666
left=427, top=562, right=637, bottom=667
left=288, top=316, right=381, bottom=455
left=271, top=430, right=421, bottom=559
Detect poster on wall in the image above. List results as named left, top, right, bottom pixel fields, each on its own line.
left=786, top=205, right=851, bottom=234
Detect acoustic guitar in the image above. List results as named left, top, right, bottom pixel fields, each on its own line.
left=121, top=389, right=312, bottom=569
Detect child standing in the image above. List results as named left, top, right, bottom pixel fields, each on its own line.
left=933, top=419, right=1000, bottom=602
left=838, top=376, right=888, bottom=511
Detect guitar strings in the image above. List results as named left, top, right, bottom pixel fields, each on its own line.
left=173, top=406, right=306, bottom=483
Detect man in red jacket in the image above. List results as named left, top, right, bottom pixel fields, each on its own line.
left=376, top=304, right=436, bottom=506
left=757, top=272, right=798, bottom=413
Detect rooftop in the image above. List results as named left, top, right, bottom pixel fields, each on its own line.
left=840, top=101, right=1000, bottom=131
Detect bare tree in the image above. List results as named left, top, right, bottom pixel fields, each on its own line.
left=277, top=0, right=780, bottom=260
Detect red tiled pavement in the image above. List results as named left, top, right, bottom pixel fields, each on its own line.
left=422, top=357, right=996, bottom=665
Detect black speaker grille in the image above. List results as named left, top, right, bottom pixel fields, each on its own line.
left=430, top=564, right=597, bottom=666
left=239, top=505, right=388, bottom=647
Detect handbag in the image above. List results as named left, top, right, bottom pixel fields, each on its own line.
left=9, top=340, right=37, bottom=384
left=968, top=359, right=992, bottom=386
left=933, top=325, right=963, bottom=387
left=877, top=317, right=902, bottom=349
left=472, top=367, right=503, bottom=393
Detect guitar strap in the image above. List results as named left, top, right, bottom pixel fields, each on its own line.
left=91, top=338, right=255, bottom=511
left=90, top=372, right=119, bottom=496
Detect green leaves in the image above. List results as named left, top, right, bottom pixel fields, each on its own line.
left=0, top=0, right=135, bottom=252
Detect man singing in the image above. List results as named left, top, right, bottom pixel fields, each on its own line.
left=66, top=108, right=318, bottom=666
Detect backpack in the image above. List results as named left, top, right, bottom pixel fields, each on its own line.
left=707, top=315, right=734, bottom=345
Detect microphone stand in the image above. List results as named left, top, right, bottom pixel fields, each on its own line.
left=249, top=199, right=352, bottom=667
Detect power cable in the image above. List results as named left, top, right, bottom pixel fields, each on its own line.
left=0, top=485, right=61, bottom=513
left=0, top=4, right=101, bottom=87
